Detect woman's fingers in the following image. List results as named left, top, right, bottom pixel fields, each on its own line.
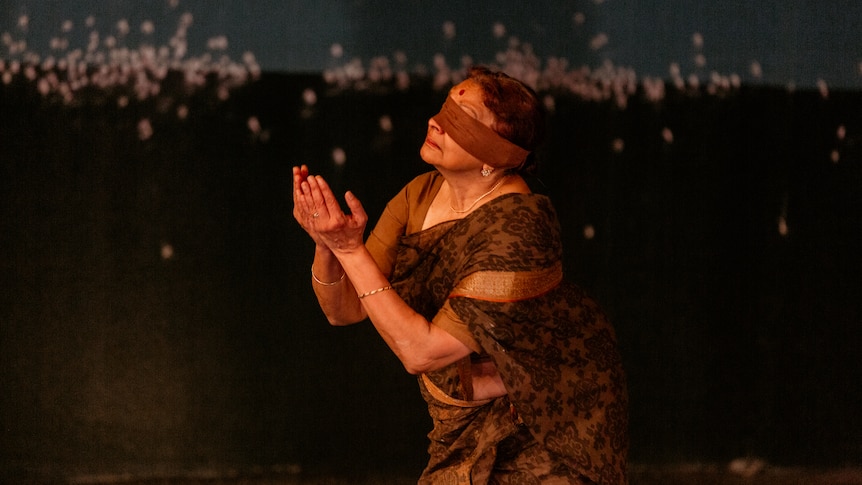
left=344, top=191, right=368, bottom=227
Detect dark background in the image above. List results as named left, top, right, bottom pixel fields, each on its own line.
left=1, top=0, right=862, bottom=481
left=1, top=71, right=860, bottom=482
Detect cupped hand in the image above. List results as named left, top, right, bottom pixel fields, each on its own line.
left=292, top=165, right=368, bottom=254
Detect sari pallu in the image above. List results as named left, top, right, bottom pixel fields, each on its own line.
left=388, top=192, right=628, bottom=484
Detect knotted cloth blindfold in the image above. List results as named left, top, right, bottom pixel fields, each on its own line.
left=432, top=97, right=530, bottom=168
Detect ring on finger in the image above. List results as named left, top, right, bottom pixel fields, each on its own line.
left=312, top=212, right=320, bottom=218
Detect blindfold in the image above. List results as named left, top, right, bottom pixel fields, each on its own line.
left=432, top=96, right=530, bottom=168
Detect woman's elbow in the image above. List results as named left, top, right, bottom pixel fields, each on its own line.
left=400, top=354, right=439, bottom=375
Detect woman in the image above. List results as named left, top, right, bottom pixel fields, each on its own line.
left=293, top=66, right=628, bottom=484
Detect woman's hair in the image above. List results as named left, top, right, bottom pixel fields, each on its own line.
left=466, top=66, right=546, bottom=175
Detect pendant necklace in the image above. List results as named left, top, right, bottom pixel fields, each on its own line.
left=449, top=176, right=508, bottom=214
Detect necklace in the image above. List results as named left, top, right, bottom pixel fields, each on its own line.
left=449, top=176, right=508, bottom=213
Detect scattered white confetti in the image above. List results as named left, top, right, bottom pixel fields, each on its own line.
left=573, top=12, right=586, bottom=26
left=662, top=127, right=674, bottom=144
left=493, top=23, right=506, bottom=39
left=589, top=33, right=609, bottom=51
left=330, top=43, right=343, bottom=58
left=750, top=61, right=762, bottom=79
left=816, top=79, right=829, bottom=99
left=777, top=217, right=789, bottom=237
left=247, top=116, right=261, bottom=134
left=137, top=118, right=153, bottom=140
left=207, top=36, right=228, bottom=51
left=332, top=147, right=347, bottom=166
left=116, top=19, right=130, bottom=36
left=161, top=243, right=174, bottom=260
left=442, top=21, right=456, bottom=40
left=379, top=115, right=393, bottom=132
left=302, top=88, right=317, bottom=106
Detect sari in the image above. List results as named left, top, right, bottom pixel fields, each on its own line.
left=366, top=171, right=628, bottom=484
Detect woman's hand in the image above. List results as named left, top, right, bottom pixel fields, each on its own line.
left=293, top=165, right=328, bottom=248
left=293, top=166, right=368, bottom=255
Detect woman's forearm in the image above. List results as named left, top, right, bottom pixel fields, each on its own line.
left=334, top=246, right=471, bottom=374
left=311, top=245, right=367, bottom=325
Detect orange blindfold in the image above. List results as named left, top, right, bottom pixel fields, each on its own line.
left=432, top=97, right=530, bottom=168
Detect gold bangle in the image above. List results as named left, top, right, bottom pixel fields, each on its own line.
left=358, top=285, right=393, bottom=299
left=311, top=265, right=345, bottom=286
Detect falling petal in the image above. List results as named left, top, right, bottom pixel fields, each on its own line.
left=332, top=147, right=347, bottom=166
left=442, top=21, right=456, bottom=40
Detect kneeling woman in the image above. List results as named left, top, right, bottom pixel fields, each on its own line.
left=293, top=66, right=628, bottom=484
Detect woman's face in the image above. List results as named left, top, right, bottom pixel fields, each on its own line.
left=420, top=79, right=497, bottom=174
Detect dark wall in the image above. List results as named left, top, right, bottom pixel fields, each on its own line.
left=1, top=73, right=860, bottom=481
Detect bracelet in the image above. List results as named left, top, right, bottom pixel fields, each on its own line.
left=358, top=285, right=393, bottom=299
left=311, top=265, right=345, bottom=286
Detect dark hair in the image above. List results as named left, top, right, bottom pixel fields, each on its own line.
left=466, top=66, right=546, bottom=175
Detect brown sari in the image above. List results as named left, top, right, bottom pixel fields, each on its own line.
left=367, top=172, right=628, bottom=484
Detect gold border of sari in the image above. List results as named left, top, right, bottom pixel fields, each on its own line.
left=448, top=261, right=564, bottom=302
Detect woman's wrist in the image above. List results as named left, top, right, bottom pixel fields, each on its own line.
left=311, top=265, right=345, bottom=286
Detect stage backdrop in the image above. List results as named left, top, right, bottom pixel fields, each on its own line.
left=2, top=69, right=860, bottom=481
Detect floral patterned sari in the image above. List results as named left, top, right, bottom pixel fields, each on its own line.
left=368, top=172, right=628, bottom=484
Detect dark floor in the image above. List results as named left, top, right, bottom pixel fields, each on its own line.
left=60, top=464, right=862, bottom=485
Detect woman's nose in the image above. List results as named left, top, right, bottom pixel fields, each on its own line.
left=428, top=116, right=444, bottom=133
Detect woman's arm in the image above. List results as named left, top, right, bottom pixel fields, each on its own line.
left=294, top=165, right=367, bottom=325
left=298, top=172, right=474, bottom=374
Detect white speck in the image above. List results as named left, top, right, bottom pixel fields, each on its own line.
left=750, top=61, right=762, bottom=79
left=379, top=115, right=393, bottom=132
left=330, top=43, right=343, bottom=58
left=62, top=20, right=74, bottom=33
left=611, top=138, right=624, bottom=153
left=694, top=53, right=706, bottom=68
left=662, top=127, right=674, bottom=144
left=816, top=79, right=829, bottom=99
left=137, top=118, right=153, bottom=140
left=177, top=104, right=189, bottom=119
left=543, top=94, right=556, bottom=113
left=207, top=36, right=228, bottom=51
left=141, top=20, right=155, bottom=35
left=161, top=243, right=174, bottom=260
left=573, top=12, right=586, bottom=26
left=247, top=116, right=261, bottom=134
left=493, top=23, right=506, bottom=39
left=85, top=16, right=95, bottom=28
left=18, top=15, right=29, bottom=31
left=728, top=457, right=767, bottom=478
left=837, top=125, right=846, bottom=141
left=442, top=21, right=456, bottom=40
left=589, top=33, right=608, bottom=51
left=302, top=88, right=317, bottom=106
left=332, top=147, right=347, bottom=166
left=116, top=19, right=130, bottom=36
left=777, top=217, right=789, bottom=237
left=830, top=149, right=840, bottom=163
left=583, top=224, right=596, bottom=240
left=692, top=32, right=704, bottom=49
